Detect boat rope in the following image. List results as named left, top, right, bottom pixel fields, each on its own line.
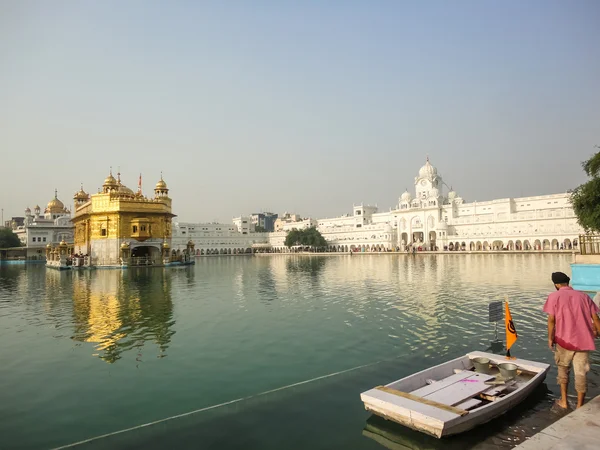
left=52, top=356, right=395, bottom=449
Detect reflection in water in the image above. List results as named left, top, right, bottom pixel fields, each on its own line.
left=285, top=256, right=327, bottom=275
left=71, top=269, right=175, bottom=363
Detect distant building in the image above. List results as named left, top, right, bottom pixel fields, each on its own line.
left=250, top=212, right=278, bottom=232
left=233, top=216, right=255, bottom=234
left=14, top=191, right=74, bottom=249
left=5, top=217, right=25, bottom=229
left=274, top=212, right=303, bottom=232
left=171, top=221, right=268, bottom=255
left=175, top=158, right=583, bottom=256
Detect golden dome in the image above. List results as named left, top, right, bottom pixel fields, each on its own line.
left=74, top=185, right=89, bottom=200
left=118, top=185, right=135, bottom=195
left=103, top=170, right=118, bottom=187
left=47, top=190, right=66, bottom=213
left=59, top=240, right=67, bottom=247
left=155, top=178, right=167, bottom=190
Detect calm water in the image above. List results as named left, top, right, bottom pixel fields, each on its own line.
left=0, top=254, right=598, bottom=450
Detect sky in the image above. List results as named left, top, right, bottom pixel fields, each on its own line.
left=1, top=1, right=599, bottom=223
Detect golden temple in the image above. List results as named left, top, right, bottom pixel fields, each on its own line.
left=71, top=170, right=192, bottom=267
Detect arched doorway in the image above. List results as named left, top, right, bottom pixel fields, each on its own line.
left=551, top=239, right=559, bottom=250
left=483, top=241, right=489, bottom=251
left=543, top=239, right=551, bottom=250
left=534, top=240, right=541, bottom=250
left=401, top=232, right=408, bottom=247
left=564, top=238, right=572, bottom=250
left=476, top=241, right=482, bottom=251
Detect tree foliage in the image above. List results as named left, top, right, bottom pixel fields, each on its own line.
left=571, top=149, right=600, bottom=233
left=284, top=227, right=328, bottom=249
left=0, top=228, right=21, bottom=248
left=254, top=225, right=267, bottom=232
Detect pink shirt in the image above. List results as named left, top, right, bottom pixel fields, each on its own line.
left=543, top=286, right=599, bottom=351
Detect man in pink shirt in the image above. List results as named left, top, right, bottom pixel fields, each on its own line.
left=543, top=272, right=600, bottom=409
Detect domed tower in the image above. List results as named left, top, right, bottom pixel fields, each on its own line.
left=399, top=189, right=412, bottom=209
left=73, top=185, right=90, bottom=207
left=414, top=157, right=442, bottom=204
left=45, top=189, right=68, bottom=219
left=102, top=170, right=118, bottom=193
left=154, top=174, right=169, bottom=199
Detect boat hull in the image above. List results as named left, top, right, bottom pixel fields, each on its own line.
left=361, top=351, right=550, bottom=438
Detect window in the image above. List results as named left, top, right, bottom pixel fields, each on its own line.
left=356, top=210, right=361, bottom=215
left=32, top=237, right=36, bottom=242
left=43, top=237, right=46, bottom=242
left=356, top=224, right=362, bottom=228
left=101, top=229, right=107, bottom=237
left=133, top=225, right=138, bottom=233
left=141, top=225, right=146, bottom=232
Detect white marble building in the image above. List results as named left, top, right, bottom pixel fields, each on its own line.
left=271, top=158, right=582, bottom=253
left=14, top=191, right=74, bottom=250
left=171, top=221, right=268, bottom=255
left=173, top=158, right=583, bottom=255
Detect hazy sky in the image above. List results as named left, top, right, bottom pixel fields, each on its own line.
left=1, top=1, right=599, bottom=223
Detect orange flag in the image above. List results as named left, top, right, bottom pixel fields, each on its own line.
left=505, top=300, right=518, bottom=357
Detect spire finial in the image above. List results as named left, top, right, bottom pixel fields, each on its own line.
left=138, top=173, right=142, bottom=194
left=80, top=183, right=83, bottom=190
left=54, top=188, right=58, bottom=199
left=160, top=171, right=163, bottom=181
left=109, top=166, right=113, bottom=176
left=426, top=155, right=429, bottom=162
left=117, top=166, right=121, bottom=183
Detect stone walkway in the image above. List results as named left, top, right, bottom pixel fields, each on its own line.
left=514, top=395, right=600, bottom=449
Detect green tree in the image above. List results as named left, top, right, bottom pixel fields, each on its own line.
left=284, top=229, right=301, bottom=247
left=0, top=228, right=21, bottom=248
left=571, top=149, right=600, bottom=233
left=254, top=225, right=267, bottom=232
left=284, top=227, right=328, bottom=250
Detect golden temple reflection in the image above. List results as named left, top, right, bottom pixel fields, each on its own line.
left=71, top=269, right=174, bottom=363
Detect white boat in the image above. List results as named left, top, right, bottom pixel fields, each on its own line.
left=360, top=351, right=550, bottom=438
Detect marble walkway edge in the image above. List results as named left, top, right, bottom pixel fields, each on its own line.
left=513, top=394, right=600, bottom=450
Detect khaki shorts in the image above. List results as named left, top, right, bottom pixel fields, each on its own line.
left=554, top=344, right=590, bottom=393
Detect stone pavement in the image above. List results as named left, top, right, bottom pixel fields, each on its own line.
left=514, top=395, right=600, bottom=449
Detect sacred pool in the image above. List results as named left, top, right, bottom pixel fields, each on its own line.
left=1, top=253, right=597, bottom=449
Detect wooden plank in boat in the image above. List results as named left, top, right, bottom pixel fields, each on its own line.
left=409, top=372, right=476, bottom=397
left=424, top=373, right=496, bottom=406
left=375, top=386, right=469, bottom=416
left=455, top=398, right=483, bottom=410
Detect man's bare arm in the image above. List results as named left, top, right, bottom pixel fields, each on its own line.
left=548, top=315, right=555, bottom=348
left=592, top=313, right=600, bottom=338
